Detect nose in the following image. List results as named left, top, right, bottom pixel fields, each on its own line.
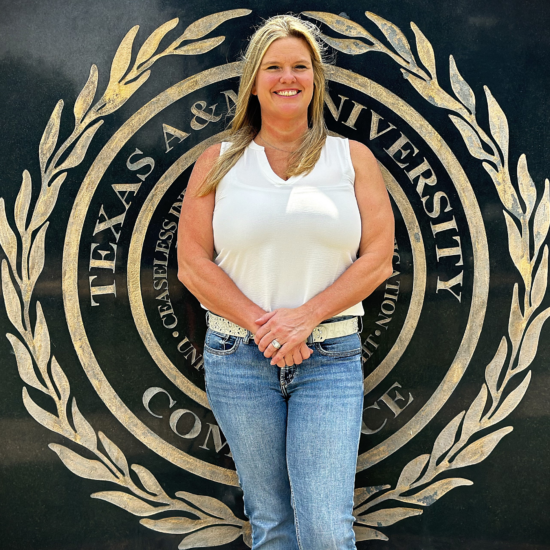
left=280, top=67, right=296, bottom=83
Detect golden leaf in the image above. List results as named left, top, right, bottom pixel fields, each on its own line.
left=508, top=283, right=524, bottom=351
left=74, top=65, right=99, bottom=125
left=366, top=12, right=414, bottom=64
left=302, top=11, right=376, bottom=41
left=503, top=211, right=525, bottom=275
left=353, top=525, right=388, bottom=541
left=356, top=507, right=422, bottom=527
left=482, top=162, right=522, bottom=217
left=57, top=120, right=103, bottom=172
left=411, top=23, right=436, bottom=80
left=488, top=372, right=531, bottom=425
left=318, top=34, right=376, bottom=55
left=28, top=221, right=48, bottom=296
left=460, top=385, right=488, bottom=442
left=132, top=464, right=164, bottom=496
left=533, top=179, right=550, bottom=259
left=177, top=9, right=251, bottom=42
left=517, top=154, right=537, bottom=218
left=2, top=260, right=24, bottom=335
left=173, top=37, right=225, bottom=56
left=485, top=337, right=508, bottom=399
left=99, top=431, right=129, bottom=475
left=14, top=170, right=32, bottom=235
left=398, top=478, right=473, bottom=506
left=7, top=333, right=47, bottom=394
left=427, top=411, right=464, bottom=472
left=175, top=490, right=236, bottom=521
left=353, top=485, right=391, bottom=508
left=396, top=454, right=429, bottom=489
left=0, top=199, right=18, bottom=271
left=101, top=71, right=151, bottom=115
left=34, top=302, right=50, bottom=378
left=178, top=525, right=241, bottom=550
left=51, top=356, right=70, bottom=407
left=106, top=25, right=139, bottom=89
left=516, top=308, right=550, bottom=373
left=49, top=443, right=118, bottom=482
left=449, top=55, right=476, bottom=114
left=401, top=71, right=463, bottom=111
left=141, top=517, right=210, bottom=535
left=452, top=427, right=513, bottom=469
left=449, top=116, right=493, bottom=161
left=29, top=172, right=66, bottom=231
left=23, top=387, right=64, bottom=435
left=485, top=86, right=509, bottom=164
left=531, top=246, right=548, bottom=311
left=39, top=100, right=63, bottom=174
left=92, top=491, right=167, bottom=517
left=72, top=398, right=97, bottom=451
left=135, top=18, right=179, bottom=68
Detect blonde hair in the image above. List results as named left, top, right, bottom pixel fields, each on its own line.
left=197, top=14, right=328, bottom=196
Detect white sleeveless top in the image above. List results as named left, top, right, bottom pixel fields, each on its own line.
left=209, top=136, right=364, bottom=317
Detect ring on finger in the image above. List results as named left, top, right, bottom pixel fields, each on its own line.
left=271, top=338, right=282, bottom=350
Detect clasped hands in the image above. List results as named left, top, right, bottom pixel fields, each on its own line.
left=253, top=308, right=317, bottom=368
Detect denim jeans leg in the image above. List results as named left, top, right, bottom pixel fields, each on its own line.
left=203, top=334, right=299, bottom=550
left=286, top=334, right=364, bottom=550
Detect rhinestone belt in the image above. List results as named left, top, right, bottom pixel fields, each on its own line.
left=206, top=312, right=359, bottom=343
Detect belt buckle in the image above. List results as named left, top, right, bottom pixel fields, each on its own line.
left=313, top=324, right=327, bottom=342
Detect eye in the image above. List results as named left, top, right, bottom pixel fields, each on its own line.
left=266, top=65, right=280, bottom=70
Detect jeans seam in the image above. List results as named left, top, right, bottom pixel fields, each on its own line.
left=314, top=344, right=361, bottom=358
left=287, top=469, right=303, bottom=550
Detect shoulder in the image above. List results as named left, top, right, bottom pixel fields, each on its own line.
left=195, top=143, right=222, bottom=170
left=348, top=140, right=386, bottom=198
left=186, top=143, right=222, bottom=197
left=348, top=139, right=377, bottom=169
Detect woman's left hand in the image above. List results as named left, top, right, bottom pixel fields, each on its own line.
left=254, top=308, right=318, bottom=365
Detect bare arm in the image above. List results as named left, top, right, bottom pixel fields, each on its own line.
left=177, top=144, right=265, bottom=334
left=255, top=140, right=395, bottom=363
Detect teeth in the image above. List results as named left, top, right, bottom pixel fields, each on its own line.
left=276, top=90, right=299, bottom=96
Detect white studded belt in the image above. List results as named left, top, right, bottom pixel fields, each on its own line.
left=206, top=312, right=359, bottom=343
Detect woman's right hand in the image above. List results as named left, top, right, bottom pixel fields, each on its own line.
left=274, top=341, right=313, bottom=368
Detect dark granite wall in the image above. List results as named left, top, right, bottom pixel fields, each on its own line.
left=0, top=1, right=549, bottom=549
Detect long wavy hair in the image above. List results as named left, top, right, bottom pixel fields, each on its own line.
left=197, top=15, right=328, bottom=196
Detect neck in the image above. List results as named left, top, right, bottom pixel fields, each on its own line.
left=258, top=117, right=308, bottom=147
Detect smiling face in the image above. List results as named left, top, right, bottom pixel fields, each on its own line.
left=251, top=36, right=315, bottom=124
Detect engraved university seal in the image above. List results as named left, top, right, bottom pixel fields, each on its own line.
left=1, top=8, right=548, bottom=549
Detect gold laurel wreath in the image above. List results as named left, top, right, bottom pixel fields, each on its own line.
left=1, top=8, right=549, bottom=549
left=0, top=10, right=254, bottom=550
left=301, top=11, right=550, bottom=542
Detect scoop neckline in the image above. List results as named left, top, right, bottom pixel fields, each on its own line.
left=249, top=140, right=303, bottom=186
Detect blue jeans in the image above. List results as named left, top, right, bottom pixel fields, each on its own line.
left=203, top=321, right=364, bottom=550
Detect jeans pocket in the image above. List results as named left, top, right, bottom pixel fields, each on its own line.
left=315, top=333, right=361, bottom=358
left=204, top=329, right=241, bottom=356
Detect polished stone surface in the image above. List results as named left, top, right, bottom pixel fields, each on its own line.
left=0, top=0, right=549, bottom=548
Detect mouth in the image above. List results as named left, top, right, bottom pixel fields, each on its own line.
left=274, top=90, right=301, bottom=97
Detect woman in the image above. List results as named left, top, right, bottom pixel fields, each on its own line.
left=178, top=14, right=394, bottom=550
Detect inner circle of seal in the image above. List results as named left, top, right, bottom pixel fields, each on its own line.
left=62, top=62, right=489, bottom=484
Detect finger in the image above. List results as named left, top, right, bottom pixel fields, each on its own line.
left=255, top=310, right=277, bottom=325
left=255, top=325, right=271, bottom=347
left=270, top=341, right=297, bottom=365
left=293, top=347, right=302, bottom=365
left=300, top=341, right=313, bottom=360
left=276, top=357, right=286, bottom=368
left=264, top=343, right=284, bottom=363
left=254, top=312, right=278, bottom=345
left=284, top=354, right=294, bottom=367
